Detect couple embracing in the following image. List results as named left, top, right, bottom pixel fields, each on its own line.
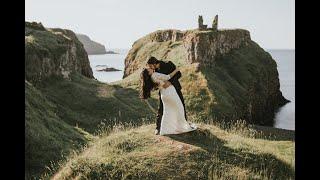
left=140, top=56, right=197, bottom=135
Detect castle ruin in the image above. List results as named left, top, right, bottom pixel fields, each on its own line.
left=198, top=15, right=207, bottom=30
left=198, top=15, right=218, bottom=31
left=212, top=15, right=218, bottom=31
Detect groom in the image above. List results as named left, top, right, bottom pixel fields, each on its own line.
left=147, top=56, right=187, bottom=135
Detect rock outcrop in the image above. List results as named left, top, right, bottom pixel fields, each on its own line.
left=122, top=28, right=289, bottom=125
left=123, top=29, right=250, bottom=77
left=96, top=66, right=121, bottom=72
left=76, top=34, right=107, bottom=55
left=105, top=50, right=119, bottom=54
left=25, top=22, right=93, bottom=83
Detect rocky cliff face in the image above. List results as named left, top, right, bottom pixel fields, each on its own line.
left=76, top=34, right=107, bottom=55
left=122, top=28, right=288, bottom=125
left=183, top=29, right=250, bottom=64
left=25, top=22, right=93, bottom=83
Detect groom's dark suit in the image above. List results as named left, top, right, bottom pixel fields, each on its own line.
left=155, top=60, right=187, bottom=131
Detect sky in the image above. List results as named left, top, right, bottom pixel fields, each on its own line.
left=25, top=0, right=295, bottom=49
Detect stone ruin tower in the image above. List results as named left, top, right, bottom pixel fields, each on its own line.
left=198, top=15, right=207, bottom=30
left=212, top=15, right=218, bottom=31
left=198, top=15, right=218, bottom=31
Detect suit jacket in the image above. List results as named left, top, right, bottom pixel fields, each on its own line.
left=156, top=61, right=182, bottom=90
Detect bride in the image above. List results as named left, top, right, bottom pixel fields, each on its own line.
left=140, top=67, right=197, bottom=135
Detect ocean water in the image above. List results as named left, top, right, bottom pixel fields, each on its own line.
left=267, top=50, right=295, bottom=130
left=88, top=49, right=128, bottom=83
left=88, top=49, right=295, bottom=130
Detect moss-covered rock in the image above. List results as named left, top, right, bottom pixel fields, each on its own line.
left=25, top=21, right=93, bottom=84
left=121, top=28, right=289, bottom=125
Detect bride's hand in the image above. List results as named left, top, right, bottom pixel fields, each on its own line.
left=163, top=81, right=171, bottom=88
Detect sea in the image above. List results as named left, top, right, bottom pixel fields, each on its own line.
left=88, top=49, right=295, bottom=130
left=267, top=49, right=295, bottom=130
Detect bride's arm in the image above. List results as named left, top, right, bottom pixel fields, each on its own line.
left=162, top=68, right=180, bottom=88
left=151, top=73, right=165, bottom=86
left=169, top=68, right=180, bottom=78
left=154, top=72, right=170, bottom=81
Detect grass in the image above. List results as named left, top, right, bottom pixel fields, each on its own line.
left=36, top=73, right=156, bottom=133
left=25, top=80, right=90, bottom=179
left=51, top=120, right=294, bottom=179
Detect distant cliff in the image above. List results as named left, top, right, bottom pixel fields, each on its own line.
left=25, top=22, right=93, bottom=83
left=122, top=28, right=289, bottom=125
left=76, top=34, right=107, bottom=55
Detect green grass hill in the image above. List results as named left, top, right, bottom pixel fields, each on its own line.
left=51, top=123, right=294, bottom=179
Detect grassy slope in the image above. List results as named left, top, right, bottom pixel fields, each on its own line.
left=52, top=123, right=294, bottom=179
left=26, top=81, right=92, bottom=179
left=37, top=73, right=156, bottom=133
left=25, top=73, right=156, bottom=179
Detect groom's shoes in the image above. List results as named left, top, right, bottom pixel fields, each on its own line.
left=154, top=129, right=160, bottom=135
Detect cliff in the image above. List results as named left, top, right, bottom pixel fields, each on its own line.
left=76, top=34, right=107, bottom=55
left=25, top=22, right=93, bottom=83
left=122, top=28, right=289, bottom=125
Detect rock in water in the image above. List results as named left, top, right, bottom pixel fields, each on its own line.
left=76, top=34, right=107, bottom=55
left=105, top=50, right=119, bottom=54
left=122, top=28, right=289, bottom=125
left=97, top=67, right=121, bottom=72
left=25, top=22, right=94, bottom=83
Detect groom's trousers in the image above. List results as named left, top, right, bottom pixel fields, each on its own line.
left=156, top=88, right=187, bottom=131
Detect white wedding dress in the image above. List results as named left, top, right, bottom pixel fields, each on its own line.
left=151, top=72, right=197, bottom=135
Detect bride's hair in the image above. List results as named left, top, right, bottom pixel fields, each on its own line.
left=139, top=68, right=158, bottom=99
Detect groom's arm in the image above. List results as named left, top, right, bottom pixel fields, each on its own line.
left=167, top=61, right=181, bottom=84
